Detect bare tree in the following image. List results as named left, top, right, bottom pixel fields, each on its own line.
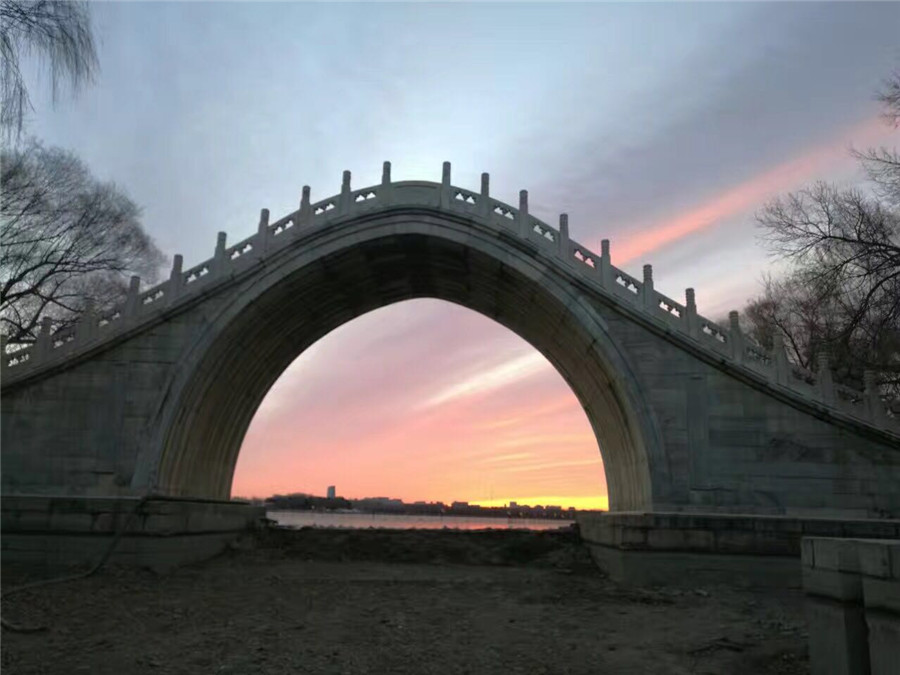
left=743, top=68, right=900, bottom=402
left=1, top=140, right=165, bottom=344
left=1, top=0, right=98, bottom=140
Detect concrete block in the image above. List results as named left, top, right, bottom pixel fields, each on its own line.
left=806, top=595, right=870, bottom=675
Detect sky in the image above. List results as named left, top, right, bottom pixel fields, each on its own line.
left=20, top=1, right=900, bottom=509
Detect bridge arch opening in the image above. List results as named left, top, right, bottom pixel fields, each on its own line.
left=232, top=299, right=608, bottom=509
left=153, top=221, right=660, bottom=510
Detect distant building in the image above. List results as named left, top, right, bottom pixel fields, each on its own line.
left=326, top=485, right=336, bottom=499
left=509, top=501, right=518, bottom=508
left=451, top=501, right=469, bottom=509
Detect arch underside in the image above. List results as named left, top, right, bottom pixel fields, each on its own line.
left=157, top=227, right=657, bottom=511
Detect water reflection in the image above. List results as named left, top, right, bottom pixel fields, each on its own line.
left=268, top=510, right=574, bottom=531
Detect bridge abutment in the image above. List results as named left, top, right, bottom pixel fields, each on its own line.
left=576, top=511, right=900, bottom=588
left=0, top=495, right=265, bottom=573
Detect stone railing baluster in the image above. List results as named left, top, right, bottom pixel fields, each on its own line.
left=77, top=298, right=97, bottom=346
left=642, top=265, right=654, bottom=310
left=517, top=190, right=529, bottom=238
left=818, top=351, right=835, bottom=404
left=380, top=162, right=392, bottom=204
left=339, top=170, right=352, bottom=214
left=257, top=210, right=269, bottom=258
left=685, top=289, right=699, bottom=338
left=35, top=317, right=52, bottom=359
left=729, top=311, right=744, bottom=363
left=864, top=371, right=885, bottom=424
left=773, top=333, right=790, bottom=386
left=299, top=186, right=312, bottom=229
left=169, top=255, right=184, bottom=299
left=600, top=240, right=612, bottom=288
left=558, top=214, right=570, bottom=261
left=478, top=173, right=491, bottom=219
left=439, top=162, right=451, bottom=209
left=125, top=276, right=141, bottom=317
left=214, top=233, right=227, bottom=272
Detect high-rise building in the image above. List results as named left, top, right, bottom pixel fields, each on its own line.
left=326, top=485, right=336, bottom=499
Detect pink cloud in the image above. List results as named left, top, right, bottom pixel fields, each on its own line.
left=606, top=116, right=895, bottom=266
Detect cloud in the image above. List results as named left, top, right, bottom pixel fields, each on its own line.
left=421, top=351, right=550, bottom=408
left=604, top=116, right=896, bottom=266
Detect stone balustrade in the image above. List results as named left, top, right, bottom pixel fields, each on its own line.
left=1, top=161, right=896, bottom=436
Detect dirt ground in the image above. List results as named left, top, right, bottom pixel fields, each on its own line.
left=1, top=526, right=809, bottom=674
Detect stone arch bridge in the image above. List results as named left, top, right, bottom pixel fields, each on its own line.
left=2, top=162, right=899, bottom=519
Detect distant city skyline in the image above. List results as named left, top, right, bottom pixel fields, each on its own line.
left=239, top=487, right=580, bottom=511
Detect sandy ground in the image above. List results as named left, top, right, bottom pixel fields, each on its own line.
left=1, top=527, right=809, bottom=674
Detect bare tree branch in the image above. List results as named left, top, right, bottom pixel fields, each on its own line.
left=1, top=140, right=166, bottom=344
left=1, top=0, right=98, bottom=140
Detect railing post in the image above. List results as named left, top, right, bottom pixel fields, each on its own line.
left=169, top=254, right=184, bottom=299
left=380, top=162, right=392, bottom=204
left=773, top=333, right=790, bottom=385
left=339, top=170, right=352, bottom=213
left=729, top=310, right=744, bottom=362
left=35, top=316, right=52, bottom=359
left=125, top=275, right=141, bottom=317
left=558, top=214, right=570, bottom=261
left=77, top=298, right=97, bottom=346
left=517, top=190, right=529, bottom=237
left=864, top=370, right=886, bottom=424
left=0, top=333, right=6, bottom=371
left=214, top=232, right=227, bottom=272
left=600, top=239, right=612, bottom=288
left=817, top=350, right=835, bottom=404
left=256, top=209, right=269, bottom=258
left=685, top=288, right=699, bottom=338
left=439, top=161, right=451, bottom=209
left=479, top=172, right=491, bottom=219
left=299, top=186, right=312, bottom=229
left=642, top=264, right=655, bottom=310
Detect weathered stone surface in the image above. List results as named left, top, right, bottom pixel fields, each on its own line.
left=1, top=169, right=898, bottom=515
left=801, top=537, right=900, bottom=675
left=0, top=496, right=265, bottom=571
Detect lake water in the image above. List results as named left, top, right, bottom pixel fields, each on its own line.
left=267, top=510, right=574, bottom=531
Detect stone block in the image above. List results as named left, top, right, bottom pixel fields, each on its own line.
left=810, top=538, right=862, bottom=574
left=803, top=567, right=863, bottom=602
left=715, top=529, right=760, bottom=553
left=805, top=595, right=870, bottom=675
left=858, top=540, right=894, bottom=579
left=618, top=526, right=648, bottom=548
left=48, top=511, right=94, bottom=532
left=683, top=528, right=716, bottom=550
left=862, top=577, right=900, bottom=614
left=866, top=608, right=900, bottom=675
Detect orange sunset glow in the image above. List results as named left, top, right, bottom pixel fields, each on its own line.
left=234, top=300, right=608, bottom=509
